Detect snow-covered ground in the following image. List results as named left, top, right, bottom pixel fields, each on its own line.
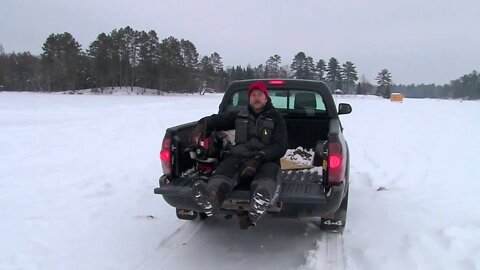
left=0, top=92, right=479, bottom=270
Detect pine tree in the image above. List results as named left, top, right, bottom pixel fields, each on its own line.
left=199, top=55, right=214, bottom=90
left=356, top=82, right=362, bottom=95
left=179, top=39, right=199, bottom=91
left=279, top=65, right=289, bottom=78
left=264, top=54, right=282, bottom=78
left=326, top=57, right=341, bottom=92
left=360, top=75, right=374, bottom=95
left=210, top=52, right=224, bottom=90
left=41, top=32, right=82, bottom=91
left=254, top=64, right=264, bottom=79
left=159, top=36, right=183, bottom=66
left=108, top=29, right=122, bottom=88
left=180, top=39, right=199, bottom=70
left=342, top=61, right=358, bottom=94
left=290, top=52, right=315, bottom=79
left=447, top=70, right=480, bottom=99
left=304, top=56, right=316, bottom=80
left=473, top=71, right=480, bottom=99
left=233, top=65, right=244, bottom=80
left=117, top=27, right=138, bottom=88
left=137, top=30, right=160, bottom=90
left=210, top=52, right=223, bottom=74
left=376, top=69, right=392, bottom=98
left=290, top=52, right=307, bottom=79
left=0, top=44, right=6, bottom=89
left=104, top=27, right=141, bottom=89
left=76, top=54, right=94, bottom=90
left=88, top=32, right=114, bottom=89
left=5, top=52, right=40, bottom=91
left=245, top=65, right=254, bottom=79
left=316, top=59, right=326, bottom=81
left=158, top=36, right=183, bottom=90
left=129, top=29, right=141, bottom=91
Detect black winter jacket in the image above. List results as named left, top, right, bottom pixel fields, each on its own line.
left=199, top=102, right=288, bottom=162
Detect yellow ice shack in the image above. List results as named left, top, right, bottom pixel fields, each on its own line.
left=390, top=93, right=404, bottom=102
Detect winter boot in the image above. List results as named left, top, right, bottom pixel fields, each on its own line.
left=248, top=187, right=271, bottom=223
left=238, top=209, right=256, bottom=230
left=239, top=215, right=256, bottom=230
left=192, top=180, right=220, bottom=216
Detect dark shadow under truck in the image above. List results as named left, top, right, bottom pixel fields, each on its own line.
left=154, top=79, right=352, bottom=233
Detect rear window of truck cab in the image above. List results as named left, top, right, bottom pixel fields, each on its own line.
left=227, top=89, right=327, bottom=115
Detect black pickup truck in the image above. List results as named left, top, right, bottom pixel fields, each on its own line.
left=154, top=79, right=352, bottom=232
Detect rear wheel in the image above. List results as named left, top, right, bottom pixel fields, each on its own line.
left=318, top=188, right=348, bottom=233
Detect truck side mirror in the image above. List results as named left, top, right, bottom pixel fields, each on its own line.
left=338, top=103, right=352, bottom=115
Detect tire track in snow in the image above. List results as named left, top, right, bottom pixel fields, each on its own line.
left=141, top=217, right=321, bottom=270
left=300, top=231, right=348, bottom=270
left=157, top=221, right=203, bottom=248
left=132, top=221, right=204, bottom=270
left=323, top=232, right=348, bottom=270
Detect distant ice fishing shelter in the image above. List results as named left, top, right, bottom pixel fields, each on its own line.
left=390, top=93, right=404, bottom=102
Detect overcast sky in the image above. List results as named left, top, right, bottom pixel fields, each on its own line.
left=1, top=0, right=479, bottom=85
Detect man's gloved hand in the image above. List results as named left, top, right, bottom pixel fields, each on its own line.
left=240, top=151, right=265, bottom=179
left=240, top=159, right=259, bottom=179
left=191, top=122, right=206, bottom=145
left=252, top=151, right=266, bottom=161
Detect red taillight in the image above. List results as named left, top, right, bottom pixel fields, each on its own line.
left=268, top=80, right=286, bottom=85
left=328, top=138, right=346, bottom=184
left=329, top=154, right=342, bottom=169
left=159, top=138, right=172, bottom=175
left=160, top=149, right=170, bottom=161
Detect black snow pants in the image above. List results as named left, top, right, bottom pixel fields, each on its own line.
left=206, top=154, right=281, bottom=204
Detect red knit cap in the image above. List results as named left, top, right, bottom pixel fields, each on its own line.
left=248, top=81, right=269, bottom=100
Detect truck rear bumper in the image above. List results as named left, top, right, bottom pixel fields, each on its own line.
left=154, top=173, right=346, bottom=218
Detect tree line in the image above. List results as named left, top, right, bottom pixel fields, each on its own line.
left=392, top=71, right=480, bottom=99
left=0, top=27, right=361, bottom=94
left=0, top=26, right=478, bottom=99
